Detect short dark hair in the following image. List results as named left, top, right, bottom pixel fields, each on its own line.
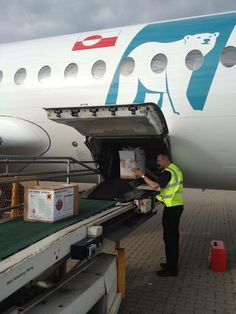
left=157, top=152, right=171, bottom=161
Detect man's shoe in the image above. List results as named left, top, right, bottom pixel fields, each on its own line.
left=160, top=262, right=168, bottom=269
left=156, top=269, right=178, bottom=277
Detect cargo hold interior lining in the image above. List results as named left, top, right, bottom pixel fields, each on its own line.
left=87, top=136, right=169, bottom=180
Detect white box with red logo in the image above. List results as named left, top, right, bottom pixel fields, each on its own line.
left=24, top=184, right=79, bottom=223
left=134, top=198, right=152, bottom=214
left=119, top=148, right=145, bottom=179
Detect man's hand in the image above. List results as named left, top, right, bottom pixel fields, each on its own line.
left=132, top=168, right=144, bottom=178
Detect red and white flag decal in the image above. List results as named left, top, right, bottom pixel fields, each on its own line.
left=72, top=31, right=120, bottom=51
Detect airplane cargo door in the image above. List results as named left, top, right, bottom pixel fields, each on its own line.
left=44, top=103, right=170, bottom=179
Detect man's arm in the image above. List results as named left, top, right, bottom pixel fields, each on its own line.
left=143, top=175, right=160, bottom=190
left=145, top=168, right=159, bottom=180
left=132, top=168, right=160, bottom=190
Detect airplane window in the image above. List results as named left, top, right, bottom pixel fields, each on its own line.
left=151, top=54, right=168, bottom=74
left=220, top=46, right=236, bottom=67
left=0, top=71, right=3, bottom=83
left=14, top=68, right=27, bottom=85
left=185, top=50, right=204, bottom=71
left=120, top=57, right=135, bottom=76
left=91, top=60, right=106, bottom=79
left=64, top=63, right=78, bottom=80
left=38, top=66, right=51, bottom=83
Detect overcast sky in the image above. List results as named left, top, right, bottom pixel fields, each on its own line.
left=0, top=0, right=235, bottom=44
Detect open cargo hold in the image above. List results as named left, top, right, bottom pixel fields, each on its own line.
left=45, top=103, right=170, bottom=199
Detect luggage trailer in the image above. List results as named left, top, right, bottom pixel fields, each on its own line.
left=0, top=103, right=169, bottom=313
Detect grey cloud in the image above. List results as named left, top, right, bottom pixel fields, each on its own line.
left=0, top=0, right=235, bottom=43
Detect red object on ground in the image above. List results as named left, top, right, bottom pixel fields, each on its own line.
left=210, top=240, right=227, bottom=272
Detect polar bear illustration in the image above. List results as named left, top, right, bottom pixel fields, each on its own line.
left=116, top=32, right=219, bottom=115
left=184, top=33, right=219, bottom=46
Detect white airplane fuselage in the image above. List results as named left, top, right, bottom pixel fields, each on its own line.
left=0, top=12, right=236, bottom=189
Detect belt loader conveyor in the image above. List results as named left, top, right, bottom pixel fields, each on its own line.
left=0, top=198, right=137, bottom=305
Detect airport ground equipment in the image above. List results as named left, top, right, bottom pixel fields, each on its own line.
left=17, top=253, right=121, bottom=314
left=0, top=194, right=155, bottom=312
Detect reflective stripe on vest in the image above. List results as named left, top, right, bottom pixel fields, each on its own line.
left=161, top=191, right=183, bottom=199
left=156, top=163, right=184, bottom=207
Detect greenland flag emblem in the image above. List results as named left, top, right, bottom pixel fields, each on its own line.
left=72, top=31, right=120, bottom=51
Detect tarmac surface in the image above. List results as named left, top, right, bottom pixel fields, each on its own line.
left=104, top=189, right=236, bottom=314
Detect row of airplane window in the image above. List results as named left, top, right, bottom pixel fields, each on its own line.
left=0, top=46, right=235, bottom=86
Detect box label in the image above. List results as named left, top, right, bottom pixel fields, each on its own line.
left=27, top=187, right=74, bottom=221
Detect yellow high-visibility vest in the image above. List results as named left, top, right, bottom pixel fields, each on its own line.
left=156, top=163, right=184, bottom=207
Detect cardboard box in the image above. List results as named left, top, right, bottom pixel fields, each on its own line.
left=134, top=198, right=152, bottom=214
left=24, top=184, right=79, bottom=223
left=119, top=149, right=145, bottom=179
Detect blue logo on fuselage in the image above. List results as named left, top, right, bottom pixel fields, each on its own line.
left=106, top=13, right=236, bottom=114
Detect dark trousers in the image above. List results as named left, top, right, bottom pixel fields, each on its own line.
left=162, top=205, right=183, bottom=271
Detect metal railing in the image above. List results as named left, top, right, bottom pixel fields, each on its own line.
left=0, top=155, right=99, bottom=183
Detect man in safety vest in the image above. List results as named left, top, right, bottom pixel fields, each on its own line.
left=132, top=153, right=184, bottom=277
